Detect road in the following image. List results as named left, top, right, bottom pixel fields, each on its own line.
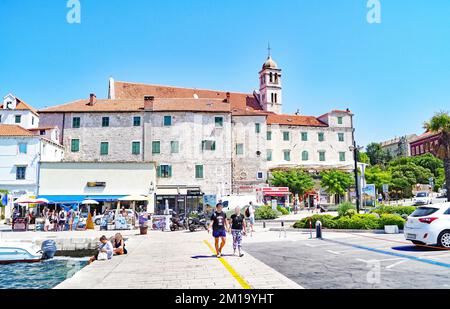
left=244, top=231, right=450, bottom=289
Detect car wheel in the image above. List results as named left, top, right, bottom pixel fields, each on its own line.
left=438, top=230, right=450, bottom=248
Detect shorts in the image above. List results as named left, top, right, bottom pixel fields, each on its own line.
left=249, top=216, right=255, bottom=225
left=213, top=230, right=227, bottom=238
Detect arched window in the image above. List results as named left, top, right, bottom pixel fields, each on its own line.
left=274, top=93, right=278, bottom=103
left=271, top=93, right=275, bottom=103
left=269, top=72, right=273, bottom=83
left=302, top=151, right=309, bottom=161
left=274, top=73, right=279, bottom=84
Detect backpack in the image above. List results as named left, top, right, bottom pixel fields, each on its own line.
left=245, top=207, right=250, bottom=218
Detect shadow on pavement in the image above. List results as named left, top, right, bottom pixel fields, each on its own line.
left=391, top=245, right=444, bottom=252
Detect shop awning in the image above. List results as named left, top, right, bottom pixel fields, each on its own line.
left=37, top=195, right=127, bottom=204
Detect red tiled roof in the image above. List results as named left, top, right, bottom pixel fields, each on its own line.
left=39, top=99, right=145, bottom=113
left=151, top=98, right=231, bottom=113
left=0, top=97, right=39, bottom=116
left=0, top=124, right=35, bottom=136
left=267, top=114, right=328, bottom=127
left=410, top=131, right=442, bottom=144
left=114, top=81, right=262, bottom=112
left=28, top=126, right=58, bottom=131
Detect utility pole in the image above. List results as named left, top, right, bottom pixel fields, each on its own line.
left=353, top=141, right=361, bottom=214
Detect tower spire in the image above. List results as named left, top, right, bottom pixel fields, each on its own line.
left=267, top=42, right=271, bottom=58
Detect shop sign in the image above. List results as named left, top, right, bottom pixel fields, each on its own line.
left=87, top=182, right=106, bottom=188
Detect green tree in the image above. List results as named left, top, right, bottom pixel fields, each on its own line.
left=365, top=166, right=392, bottom=192
left=320, top=170, right=353, bottom=204
left=270, top=169, right=315, bottom=196
left=388, top=163, right=434, bottom=198
left=424, top=112, right=450, bottom=202
left=366, top=143, right=388, bottom=166
left=358, top=152, right=371, bottom=165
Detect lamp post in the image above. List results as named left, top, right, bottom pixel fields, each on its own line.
left=350, top=143, right=364, bottom=213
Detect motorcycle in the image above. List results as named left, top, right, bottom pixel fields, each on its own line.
left=170, top=213, right=187, bottom=231
left=188, top=213, right=208, bottom=232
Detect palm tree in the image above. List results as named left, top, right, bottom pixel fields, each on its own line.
left=425, top=112, right=450, bottom=202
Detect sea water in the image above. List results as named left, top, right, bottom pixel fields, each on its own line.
left=0, top=257, right=88, bottom=289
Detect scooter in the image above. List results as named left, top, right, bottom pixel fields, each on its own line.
left=188, top=213, right=208, bottom=232
left=170, top=213, right=187, bottom=231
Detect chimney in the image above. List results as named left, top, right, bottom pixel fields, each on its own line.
left=89, top=93, right=97, bottom=106
left=226, top=92, right=231, bottom=103
left=144, top=95, right=155, bottom=110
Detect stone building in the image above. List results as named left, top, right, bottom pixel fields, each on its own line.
left=379, top=134, right=418, bottom=158
left=38, top=54, right=355, bottom=211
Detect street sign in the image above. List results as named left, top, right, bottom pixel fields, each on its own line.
left=382, top=184, right=389, bottom=193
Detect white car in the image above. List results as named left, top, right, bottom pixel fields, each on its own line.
left=412, top=192, right=432, bottom=206
left=404, top=202, right=450, bottom=248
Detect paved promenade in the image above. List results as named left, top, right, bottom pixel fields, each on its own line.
left=55, top=230, right=302, bottom=289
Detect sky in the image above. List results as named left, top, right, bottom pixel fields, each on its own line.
left=1, top=0, right=449, bottom=147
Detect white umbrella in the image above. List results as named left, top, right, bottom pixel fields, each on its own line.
left=118, top=195, right=150, bottom=202
left=35, top=198, right=50, bottom=204
left=81, top=199, right=99, bottom=205
left=14, top=197, right=38, bottom=204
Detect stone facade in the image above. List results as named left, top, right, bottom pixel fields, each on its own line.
left=232, top=115, right=268, bottom=194
left=144, top=112, right=233, bottom=196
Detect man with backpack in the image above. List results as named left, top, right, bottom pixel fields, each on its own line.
left=58, top=209, right=67, bottom=231
left=245, top=202, right=255, bottom=233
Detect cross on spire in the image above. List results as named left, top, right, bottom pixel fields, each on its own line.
left=267, top=43, right=272, bottom=58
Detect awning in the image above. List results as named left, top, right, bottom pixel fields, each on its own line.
left=37, top=195, right=127, bottom=204
left=156, top=188, right=188, bottom=195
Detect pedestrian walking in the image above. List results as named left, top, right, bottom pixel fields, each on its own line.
left=58, top=209, right=67, bottom=231
left=207, top=203, right=230, bottom=258
left=246, top=202, right=255, bottom=233
left=230, top=206, right=246, bottom=257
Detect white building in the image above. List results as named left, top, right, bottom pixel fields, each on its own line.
left=1, top=94, right=39, bottom=129
left=38, top=162, right=156, bottom=213
left=0, top=124, right=64, bottom=219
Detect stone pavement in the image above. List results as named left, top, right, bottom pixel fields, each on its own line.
left=55, top=230, right=302, bottom=289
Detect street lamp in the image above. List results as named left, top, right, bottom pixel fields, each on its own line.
left=350, top=143, right=364, bottom=213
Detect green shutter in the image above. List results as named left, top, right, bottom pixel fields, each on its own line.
left=171, top=141, right=179, bottom=154
left=195, top=165, right=204, bottom=179
left=302, top=151, right=309, bottom=161
left=157, top=166, right=162, bottom=177
left=255, top=123, right=261, bottom=134
left=267, top=131, right=272, bottom=141
left=168, top=165, right=172, bottom=178
left=133, top=117, right=141, bottom=126
left=301, top=132, right=308, bottom=141
left=132, top=142, right=140, bottom=155
left=152, top=141, right=160, bottom=154
left=267, top=150, right=272, bottom=161
left=71, top=139, right=80, bottom=152
left=100, top=142, right=109, bottom=155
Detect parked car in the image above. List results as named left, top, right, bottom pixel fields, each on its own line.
left=412, top=192, right=432, bottom=206
left=404, top=202, right=450, bottom=248
left=94, top=209, right=135, bottom=225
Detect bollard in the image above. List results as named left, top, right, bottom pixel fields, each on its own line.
left=315, top=220, right=323, bottom=239
left=281, top=221, right=284, bottom=227
left=263, top=221, right=266, bottom=229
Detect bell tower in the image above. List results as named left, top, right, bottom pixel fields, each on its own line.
left=259, top=45, right=282, bottom=114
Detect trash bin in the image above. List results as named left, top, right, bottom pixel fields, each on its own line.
left=140, top=226, right=148, bottom=235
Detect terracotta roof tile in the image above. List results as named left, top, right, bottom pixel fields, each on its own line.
left=39, top=99, right=145, bottom=113
left=267, top=114, right=328, bottom=127
left=0, top=124, right=35, bottom=136
left=114, top=81, right=262, bottom=112
left=151, top=98, right=231, bottom=113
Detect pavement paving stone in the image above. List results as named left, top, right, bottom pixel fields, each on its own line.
left=54, top=230, right=303, bottom=289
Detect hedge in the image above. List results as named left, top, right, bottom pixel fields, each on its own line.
left=277, top=206, right=290, bottom=216
left=255, top=206, right=281, bottom=220
left=371, top=206, right=416, bottom=217
left=293, top=213, right=406, bottom=230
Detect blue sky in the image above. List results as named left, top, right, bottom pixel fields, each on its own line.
left=1, top=0, right=449, bottom=146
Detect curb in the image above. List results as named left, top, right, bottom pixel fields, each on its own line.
left=269, top=228, right=404, bottom=234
